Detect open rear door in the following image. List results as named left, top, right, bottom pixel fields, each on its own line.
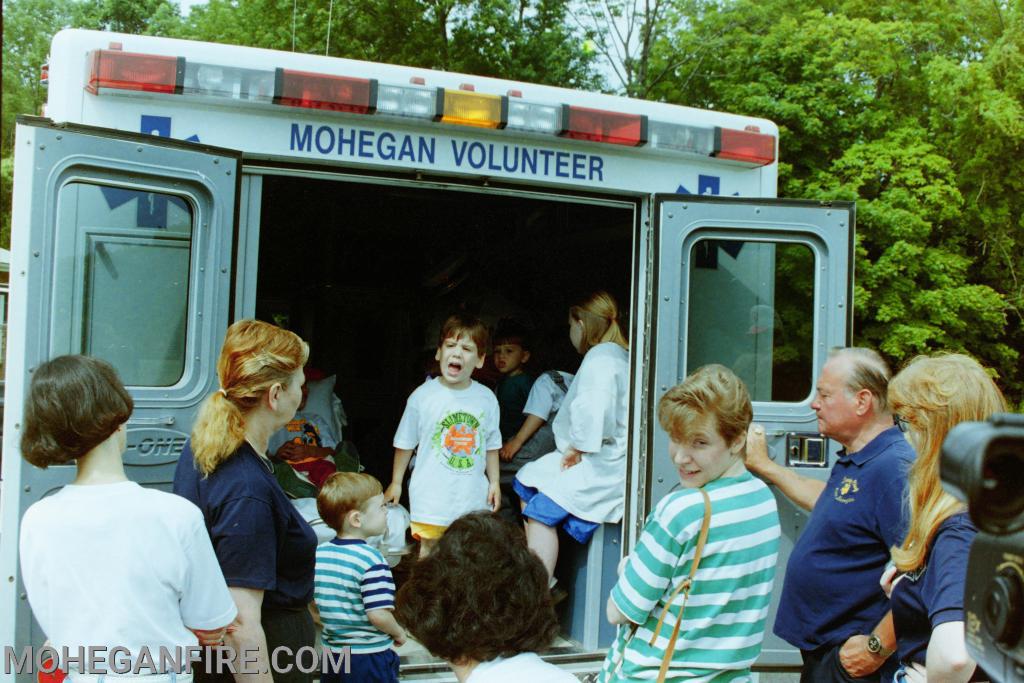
left=0, top=117, right=240, bottom=667
left=647, top=194, right=854, bottom=668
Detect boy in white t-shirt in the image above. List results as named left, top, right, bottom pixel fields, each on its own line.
left=384, top=314, right=502, bottom=557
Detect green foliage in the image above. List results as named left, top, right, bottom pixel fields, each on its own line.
left=646, top=0, right=1023, bottom=405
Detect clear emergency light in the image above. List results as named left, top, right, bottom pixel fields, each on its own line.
left=183, top=63, right=275, bottom=102
left=81, top=48, right=777, bottom=166
left=86, top=50, right=183, bottom=95
left=274, top=69, right=376, bottom=114
left=648, top=120, right=715, bottom=156
left=506, top=100, right=562, bottom=134
left=375, top=84, right=441, bottom=120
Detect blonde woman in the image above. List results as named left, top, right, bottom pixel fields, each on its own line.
left=173, top=320, right=317, bottom=683
left=883, top=353, right=1006, bottom=683
left=515, top=291, right=630, bottom=585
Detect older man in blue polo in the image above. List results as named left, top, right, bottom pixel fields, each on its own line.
left=745, top=347, right=915, bottom=682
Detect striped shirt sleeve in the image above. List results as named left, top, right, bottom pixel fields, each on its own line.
left=610, top=491, right=702, bottom=624
left=360, top=553, right=395, bottom=612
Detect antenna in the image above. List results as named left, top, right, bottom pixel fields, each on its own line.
left=325, top=0, right=334, bottom=56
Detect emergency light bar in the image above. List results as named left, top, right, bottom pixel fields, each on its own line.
left=274, top=69, right=376, bottom=114
left=714, top=127, right=775, bottom=165
left=375, top=84, right=441, bottom=120
left=83, top=49, right=776, bottom=165
left=560, top=106, right=647, bottom=147
left=506, top=99, right=562, bottom=134
left=439, top=90, right=507, bottom=129
left=86, top=49, right=183, bottom=95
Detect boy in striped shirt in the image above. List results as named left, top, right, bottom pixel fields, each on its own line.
left=600, top=365, right=781, bottom=681
left=315, top=472, right=406, bottom=682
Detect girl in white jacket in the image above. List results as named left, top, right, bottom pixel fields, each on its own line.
left=514, top=291, right=630, bottom=582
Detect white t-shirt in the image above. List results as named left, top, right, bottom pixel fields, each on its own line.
left=393, top=378, right=501, bottom=526
left=466, top=653, right=579, bottom=682
left=19, top=481, right=237, bottom=675
left=516, top=343, right=629, bottom=523
left=522, top=371, right=574, bottom=420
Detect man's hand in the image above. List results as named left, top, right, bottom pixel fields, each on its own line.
left=383, top=482, right=402, bottom=505
left=744, top=423, right=772, bottom=475
left=561, top=447, right=583, bottom=470
left=839, top=634, right=887, bottom=677
left=499, top=439, right=522, bottom=462
left=488, top=481, right=501, bottom=512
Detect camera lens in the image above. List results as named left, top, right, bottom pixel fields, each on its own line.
left=984, top=568, right=1023, bottom=648
left=980, top=442, right=1024, bottom=534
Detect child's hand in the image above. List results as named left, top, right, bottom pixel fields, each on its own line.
left=383, top=482, right=402, bottom=505
left=499, top=440, right=521, bottom=462
left=561, top=447, right=583, bottom=470
left=488, top=481, right=501, bottom=512
left=393, top=628, right=407, bottom=648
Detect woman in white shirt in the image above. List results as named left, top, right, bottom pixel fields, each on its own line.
left=514, top=291, right=630, bottom=583
left=19, top=355, right=236, bottom=682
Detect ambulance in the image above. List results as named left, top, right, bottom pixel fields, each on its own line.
left=1, top=29, right=854, bottom=679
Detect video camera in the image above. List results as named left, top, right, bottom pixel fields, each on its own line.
left=941, top=412, right=1024, bottom=683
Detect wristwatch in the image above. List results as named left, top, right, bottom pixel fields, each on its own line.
left=866, top=633, right=895, bottom=657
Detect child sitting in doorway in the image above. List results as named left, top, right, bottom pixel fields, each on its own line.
left=493, top=319, right=535, bottom=442
left=384, top=314, right=502, bottom=557
left=314, top=472, right=406, bottom=683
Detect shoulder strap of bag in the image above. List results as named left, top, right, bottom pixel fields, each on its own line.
left=546, top=369, right=568, bottom=393
left=648, top=487, right=713, bottom=683
left=607, top=488, right=713, bottom=682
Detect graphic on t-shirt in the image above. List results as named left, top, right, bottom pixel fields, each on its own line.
left=432, top=411, right=481, bottom=472
left=284, top=419, right=322, bottom=447
left=834, top=476, right=859, bottom=504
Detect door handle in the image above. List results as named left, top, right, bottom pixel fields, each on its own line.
left=127, top=415, right=176, bottom=426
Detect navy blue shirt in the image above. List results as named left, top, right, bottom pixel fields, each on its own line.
left=173, top=440, right=317, bottom=609
left=892, top=512, right=986, bottom=679
left=775, top=427, right=915, bottom=650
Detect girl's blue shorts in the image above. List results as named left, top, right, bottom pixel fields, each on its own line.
left=512, top=478, right=600, bottom=544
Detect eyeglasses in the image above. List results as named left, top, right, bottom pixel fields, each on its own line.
left=893, top=415, right=911, bottom=433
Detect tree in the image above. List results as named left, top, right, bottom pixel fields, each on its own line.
left=646, top=0, right=1023, bottom=404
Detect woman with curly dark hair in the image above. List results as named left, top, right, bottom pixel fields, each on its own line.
left=395, top=512, right=576, bottom=681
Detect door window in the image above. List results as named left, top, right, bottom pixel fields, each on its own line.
left=686, top=239, right=815, bottom=402
left=54, top=182, right=193, bottom=386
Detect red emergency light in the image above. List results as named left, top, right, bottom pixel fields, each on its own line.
left=86, top=50, right=183, bottom=95
left=714, top=127, right=776, bottom=166
left=273, top=69, right=377, bottom=114
left=559, top=105, right=647, bottom=147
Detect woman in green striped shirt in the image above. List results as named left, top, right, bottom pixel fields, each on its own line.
left=600, top=365, right=781, bottom=681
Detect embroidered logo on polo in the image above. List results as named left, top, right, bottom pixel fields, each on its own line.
left=432, top=411, right=481, bottom=472
left=835, top=476, right=860, bottom=504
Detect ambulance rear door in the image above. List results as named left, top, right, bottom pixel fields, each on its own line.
left=0, top=116, right=240, bottom=665
left=645, top=194, right=854, bottom=668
